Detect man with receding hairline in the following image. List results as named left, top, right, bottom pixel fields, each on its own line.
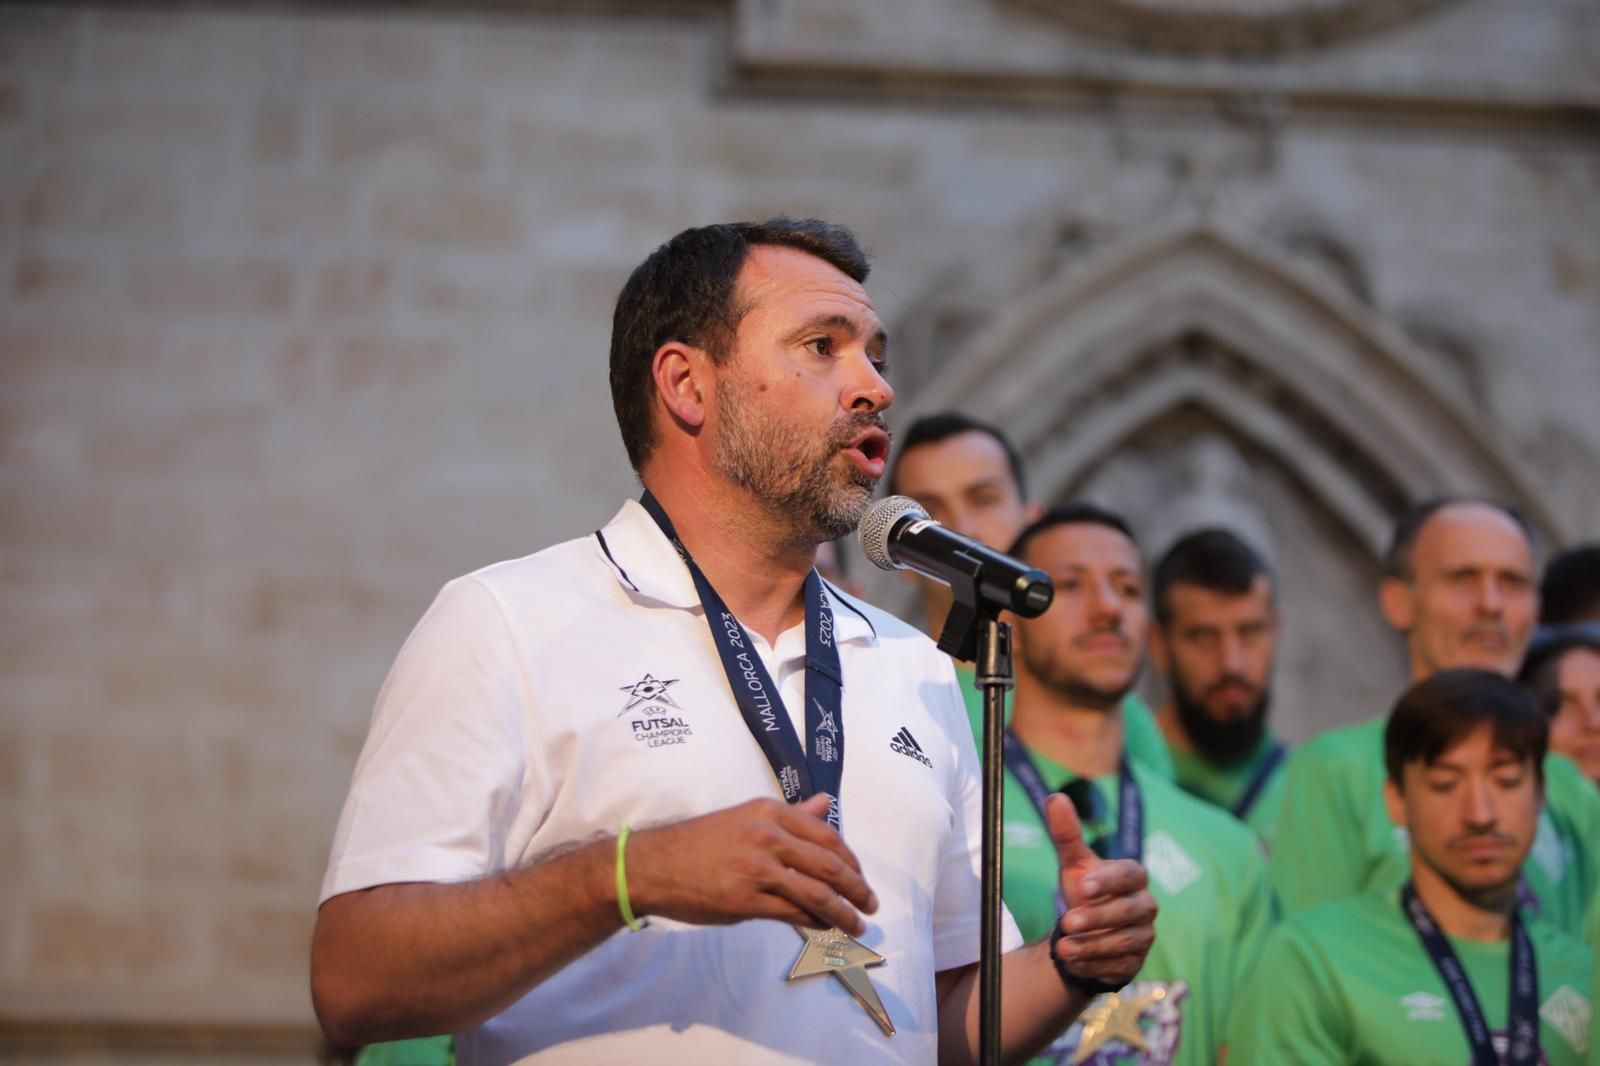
left=1269, top=497, right=1600, bottom=942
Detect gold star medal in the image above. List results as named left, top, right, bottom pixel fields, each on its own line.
left=786, top=925, right=895, bottom=1036
left=1070, top=986, right=1168, bottom=1065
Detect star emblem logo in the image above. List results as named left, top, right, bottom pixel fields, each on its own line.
left=618, top=673, right=681, bottom=715
left=1070, top=986, right=1169, bottom=1064
left=787, top=925, right=895, bottom=1036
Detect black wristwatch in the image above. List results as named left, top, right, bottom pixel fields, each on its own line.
left=1048, top=920, right=1128, bottom=997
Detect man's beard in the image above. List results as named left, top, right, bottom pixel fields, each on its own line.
left=1171, top=671, right=1270, bottom=766
left=1019, top=634, right=1138, bottom=713
left=1415, top=833, right=1523, bottom=912
left=712, top=385, right=883, bottom=547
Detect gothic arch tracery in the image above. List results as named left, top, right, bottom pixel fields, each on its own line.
left=894, top=221, right=1565, bottom=551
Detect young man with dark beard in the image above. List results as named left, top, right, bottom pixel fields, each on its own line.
left=1230, top=670, right=1593, bottom=1064
left=998, top=506, right=1272, bottom=1066
left=1149, top=529, right=1287, bottom=847
left=309, top=220, right=1156, bottom=1065
left=1268, top=498, right=1600, bottom=941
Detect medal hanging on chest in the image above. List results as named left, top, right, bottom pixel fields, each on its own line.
left=640, top=493, right=894, bottom=1037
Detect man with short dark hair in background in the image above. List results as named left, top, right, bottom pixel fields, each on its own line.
left=1268, top=497, right=1600, bottom=941
left=1230, top=670, right=1593, bottom=1064
left=1149, top=529, right=1288, bottom=847
left=994, top=505, right=1272, bottom=1066
left=889, top=412, right=1176, bottom=781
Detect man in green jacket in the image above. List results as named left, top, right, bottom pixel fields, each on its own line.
left=1148, top=528, right=1289, bottom=848
left=1231, top=669, right=1593, bottom=1064
left=993, top=505, right=1273, bottom=1065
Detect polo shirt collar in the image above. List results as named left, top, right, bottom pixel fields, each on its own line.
left=595, top=499, right=877, bottom=646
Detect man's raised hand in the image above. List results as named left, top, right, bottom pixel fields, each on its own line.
left=1044, top=791, right=1156, bottom=988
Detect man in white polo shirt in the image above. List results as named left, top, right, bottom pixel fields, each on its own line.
left=310, top=219, right=1157, bottom=1065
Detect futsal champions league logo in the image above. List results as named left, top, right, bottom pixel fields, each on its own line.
left=619, top=673, right=693, bottom=748
left=1043, top=980, right=1188, bottom=1065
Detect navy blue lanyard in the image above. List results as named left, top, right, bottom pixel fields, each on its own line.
left=640, top=493, right=845, bottom=832
left=1400, top=882, right=1539, bottom=1066
left=1002, top=728, right=1142, bottom=864
left=1231, top=741, right=1286, bottom=821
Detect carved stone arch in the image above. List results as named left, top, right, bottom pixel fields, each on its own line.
left=896, top=221, right=1565, bottom=549
left=882, top=222, right=1563, bottom=739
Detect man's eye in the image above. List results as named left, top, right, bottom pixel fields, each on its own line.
left=1426, top=779, right=1456, bottom=794
left=805, top=337, right=833, bottom=356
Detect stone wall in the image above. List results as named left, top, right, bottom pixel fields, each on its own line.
left=2, top=1, right=1595, bottom=1059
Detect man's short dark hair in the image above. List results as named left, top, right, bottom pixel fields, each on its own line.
left=1010, top=503, right=1138, bottom=563
left=1382, top=495, right=1538, bottom=581
left=1151, top=528, right=1274, bottom=626
left=1384, top=668, right=1548, bottom=787
left=609, top=218, right=870, bottom=472
left=887, top=412, right=1028, bottom=499
left=1539, top=544, right=1600, bottom=625
left=1518, top=622, right=1600, bottom=715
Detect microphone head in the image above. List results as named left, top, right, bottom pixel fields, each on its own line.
left=858, top=495, right=929, bottom=572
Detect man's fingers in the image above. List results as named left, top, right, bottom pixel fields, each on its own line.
left=774, top=838, right=878, bottom=915
left=772, top=866, right=868, bottom=936
left=1064, top=856, right=1148, bottom=905
left=1044, top=793, right=1098, bottom=874
left=1058, top=882, right=1157, bottom=936
left=777, top=794, right=865, bottom=875
left=793, top=792, right=834, bottom=820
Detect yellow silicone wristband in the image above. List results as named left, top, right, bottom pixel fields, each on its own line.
left=616, top=824, right=644, bottom=931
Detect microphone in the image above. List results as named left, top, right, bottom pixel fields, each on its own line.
left=857, top=496, right=1053, bottom=618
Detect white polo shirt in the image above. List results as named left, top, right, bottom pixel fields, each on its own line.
left=321, top=499, right=1023, bottom=1066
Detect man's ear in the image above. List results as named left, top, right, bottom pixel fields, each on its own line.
left=651, top=341, right=710, bottom=431
left=1023, top=500, right=1044, bottom=524
left=1383, top=777, right=1409, bottom=830
left=1379, top=577, right=1414, bottom=633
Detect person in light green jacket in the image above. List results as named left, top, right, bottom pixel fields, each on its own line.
left=890, top=411, right=1174, bottom=779
left=1231, top=670, right=1593, bottom=1065
left=998, top=506, right=1273, bottom=1066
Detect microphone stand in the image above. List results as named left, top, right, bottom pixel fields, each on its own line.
left=935, top=564, right=1012, bottom=1066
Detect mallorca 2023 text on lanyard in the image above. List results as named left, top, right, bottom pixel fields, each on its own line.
left=639, top=492, right=895, bottom=1037
left=1003, top=728, right=1142, bottom=916
left=1400, top=881, right=1539, bottom=1066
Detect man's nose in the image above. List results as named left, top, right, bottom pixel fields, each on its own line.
left=1089, top=577, right=1124, bottom=623
left=1221, top=632, right=1247, bottom=675
left=1475, top=574, right=1505, bottom=615
left=1462, top=778, right=1497, bottom=826
left=846, top=355, right=894, bottom=413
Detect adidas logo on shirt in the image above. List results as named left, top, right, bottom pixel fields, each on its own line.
left=890, top=726, right=933, bottom=768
